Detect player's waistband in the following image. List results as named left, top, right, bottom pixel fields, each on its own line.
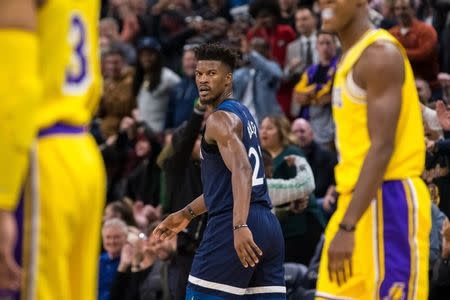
left=38, top=123, right=86, bottom=138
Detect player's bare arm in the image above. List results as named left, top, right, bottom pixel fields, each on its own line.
left=0, top=0, right=39, bottom=291
left=327, top=41, right=404, bottom=285
left=153, top=194, right=207, bottom=241
left=205, top=110, right=263, bottom=268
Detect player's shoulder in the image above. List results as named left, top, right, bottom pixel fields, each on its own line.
left=355, top=39, right=404, bottom=83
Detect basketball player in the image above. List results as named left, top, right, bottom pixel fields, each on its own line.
left=315, top=1, right=431, bottom=299
left=0, top=1, right=105, bottom=300
left=154, top=44, right=286, bottom=298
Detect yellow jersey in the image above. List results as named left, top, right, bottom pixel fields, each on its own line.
left=37, top=0, right=101, bottom=129
left=332, top=29, right=425, bottom=194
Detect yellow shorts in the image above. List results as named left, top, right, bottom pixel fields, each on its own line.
left=14, top=124, right=105, bottom=300
left=316, top=178, right=431, bottom=300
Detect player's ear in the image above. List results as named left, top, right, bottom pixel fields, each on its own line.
left=225, top=72, right=232, bottom=85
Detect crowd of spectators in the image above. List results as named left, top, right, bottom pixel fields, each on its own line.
left=92, top=0, right=450, bottom=299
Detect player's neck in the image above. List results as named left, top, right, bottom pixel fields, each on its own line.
left=209, top=89, right=233, bottom=109
left=338, top=16, right=373, bottom=53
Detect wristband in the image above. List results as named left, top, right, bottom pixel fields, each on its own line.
left=233, top=224, right=248, bottom=231
left=186, top=205, right=197, bottom=220
left=339, top=223, right=356, bottom=232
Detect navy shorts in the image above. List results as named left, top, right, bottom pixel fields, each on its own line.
left=187, top=205, right=286, bottom=299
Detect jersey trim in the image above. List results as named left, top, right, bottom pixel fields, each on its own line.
left=188, top=275, right=286, bottom=295
left=315, top=291, right=354, bottom=300
left=345, top=70, right=367, bottom=104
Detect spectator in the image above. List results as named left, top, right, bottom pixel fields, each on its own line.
left=110, top=222, right=168, bottom=300
left=424, top=100, right=450, bottom=216
left=278, top=0, right=297, bottom=27
left=260, top=115, right=324, bottom=264
left=430, top=0, right=450, bottom=73
left=193, top=0, right=232, bottom=21
left=99, top=18, right=137, bottom=64
left=99, top=218, right=129, bottom=300
left=390, top=0, right=440, bottom=94
left=133, top=37, right=180, bottom=135
left=247, top=0, right=297, bottom=117
left=429, top=217, right=450, bottom=299
left=103, top=200, right=138, bottom=227
left=151, top=0, right=207, bottom=72
left=417, top=78, right=443, bottom=138
left=233, top=36, right=284, bottom=123
left=165, top=46, right=199, bottom=129
left=291, top=118, right=337, bottom=217
left=285, top=6, right=319, bottom=84
left=124, top=126, right=162, bottom=207
left=293, top=31, right=338, bottom=149
left=159, top=102, right=207, bottom=299
left=99, top=46, right=135, bottom=139
left=262, top=152, right=316, bottom=207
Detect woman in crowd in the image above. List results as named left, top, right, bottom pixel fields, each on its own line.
left=260, top=115, right=325, bottom=265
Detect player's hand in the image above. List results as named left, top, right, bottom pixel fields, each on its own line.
left=327, top=229, right=354, bottom=286
left=436, top=100, right=450, bottom=130
left=0, top=211, right=21, bottom=290
left=153, top=210, right=191, bottom=241
left=233, top=227, right=263, bottom=268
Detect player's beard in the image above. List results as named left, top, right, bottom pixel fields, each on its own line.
left=199, top=95, right=217, bottom=105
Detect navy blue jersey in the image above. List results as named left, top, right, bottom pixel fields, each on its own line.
left=200, top=99, right=271, bottom=216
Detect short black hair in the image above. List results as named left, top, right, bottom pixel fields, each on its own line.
left=194, top=43, right=238, bottom=71
left=249, top=0, right=281, bottom=20
left=103, top=43, right=126, bottom=59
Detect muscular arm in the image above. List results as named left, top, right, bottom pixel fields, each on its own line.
left=341, top=42, right=404, bottom=226
left=204, top=111, right=252, bottom=227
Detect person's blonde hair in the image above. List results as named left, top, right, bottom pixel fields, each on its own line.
left=263, top=115, right=298, bottom=146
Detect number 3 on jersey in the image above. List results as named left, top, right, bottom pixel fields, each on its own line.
left=248, top=146, right=264, bottom=187
left=63, top=13, right=91, bottom=95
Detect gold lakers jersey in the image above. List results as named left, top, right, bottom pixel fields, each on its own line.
left=37, top=0, right=101, bottom=129
left=332, top=29, right=425, bottom=194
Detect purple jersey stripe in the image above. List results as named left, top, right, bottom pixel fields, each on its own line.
left=38, top=123, right=85, bottom=138
left=379, top=180, right=411, bottom=299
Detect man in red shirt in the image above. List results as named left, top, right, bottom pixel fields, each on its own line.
left=247, top=0, right=296, bottom=118
left=390, top=0, right=440, bottom=93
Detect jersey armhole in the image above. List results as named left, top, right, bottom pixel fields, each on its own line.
left=344, top=70, right=367, bottom=104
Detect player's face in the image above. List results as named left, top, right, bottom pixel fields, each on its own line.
left=195, top=60, right=232, bottom=105
left=259, top=118, right=282, bottom=150
left=318, top=0, right=361, bottom=33
left=102, top=227, right=127, bottom=258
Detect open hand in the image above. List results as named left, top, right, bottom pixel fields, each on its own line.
left=436, top=100, right=450, bottom=130
left=327, top=229, right=354, bottom=286
left=153, top=210, right=191, bottom=241
left=233, top=227, right=262, bottom=268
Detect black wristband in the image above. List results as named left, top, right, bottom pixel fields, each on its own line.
left=186, top=205, right=197, bottom=220
left=233, top=224, right=248, bottom=231
left=339, top=223, right=356, bottom=232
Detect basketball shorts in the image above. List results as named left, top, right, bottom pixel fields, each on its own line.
left=3, top=124, right=105, bottom=300
left=187, top=204, right=286, bottom=299
left=315, top=178, right=431, bottom=300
